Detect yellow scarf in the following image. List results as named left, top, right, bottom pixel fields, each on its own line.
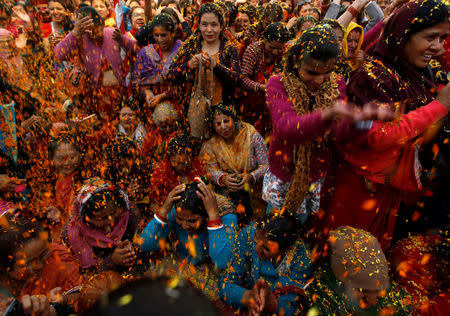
left=280, top=72, right=340, bottom=213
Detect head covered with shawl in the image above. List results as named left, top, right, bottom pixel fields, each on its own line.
left=352, top=0, right=449, bottom=111
left=202, top=102, right=258, bottom=175
left=67, top=178, right=130, bottom=268
left=329, top=226, right=390, bottom=291
left=281, top=25, right=341, bottom=214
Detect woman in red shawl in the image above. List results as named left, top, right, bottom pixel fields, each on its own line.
left=0, top=214, right=80, bottom=315
left=325, top=0, right=450, bottom=250
left=148, top=133, right=205, bottom=212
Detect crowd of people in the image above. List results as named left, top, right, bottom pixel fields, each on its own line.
left=0, top=0, right=449, bottom=314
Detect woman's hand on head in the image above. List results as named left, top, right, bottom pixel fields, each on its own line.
left=73, top=15, right=94, bottom=38
left=112, top=240, right=137, bottom=266
left=196, top=183, right=219, bottom=221
left=161, top=184, right=185, bottom=217
left=21, top=295, right=56, bottom=316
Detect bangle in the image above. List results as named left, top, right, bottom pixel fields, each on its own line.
left=348, top=6, right=360, bottom=17
left=207, top=218, right=222, bottom=227
left=155, top=213, right=168, bottom=224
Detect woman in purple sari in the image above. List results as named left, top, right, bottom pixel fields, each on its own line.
left=132, top=13, right=182, bottom=115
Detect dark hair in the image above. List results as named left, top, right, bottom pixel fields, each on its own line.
left=160, top=8, right=180, bottom=26
left=317, top=18, right=343, bottom=33
left=0, top=214, right=48, bottom=273
left=84, top=276, right=220, bottom=316
left=80, top=188, right=128, bottom=221
left=262, top=2, right=283, bottom=24
left=264, top=21, right=291, bottom=42
left=49, top=0, right=75, bottom=32
left=257, top=212, right=300, bottom=250
left=166, top=133, right=193, bottom=157
left=105, top=136, right=137, bottom=163
left=408, top=0, right=449, bottom=36
left=175, top=181, right=207, bottom=218
left=158, top=0, right=181, bottom=11
left=48, top=133, right=82, bottom=160
left=77, top=5, right=104, bottom=26
left=198, top=2, right=224, bottom=26
left=289, top=15, right=317, bottom=37
left=284, top=24, right=339, bottom=74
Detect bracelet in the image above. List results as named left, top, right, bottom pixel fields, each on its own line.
left=348, top=6, right=360, bottom=17
left=207, top=218, right=222, bottom=227
left=155, top=213, right=168, bottom=224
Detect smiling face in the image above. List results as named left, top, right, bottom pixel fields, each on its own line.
left=199, top=12, right=222, bottom=44
left=213, top=113, right=236, bottom=141
left=92, top=0, right=109, bottom=20
left=10, top=237, right=51, bottom=280
left=175, top=207, right=203, bottom=234
left=235, top=12, right=250, bottom=33
left=119, top=106, right=138, bottom=133
left=131, top=7, right=145, bottom=31
left=404, top=21, right=450, bottom=69
left=296, top=56, right=336, bottom=90
left=254, top=229, right=281, bottom=261
left=52, top=142, right=81, bottom=176
left=85, top=199, right=123, bottom=233
left=48, top=1, right=66, bottom=24
left=36, top=3, right=51, bottom=21
left=153, top=25, right=175, bottom=51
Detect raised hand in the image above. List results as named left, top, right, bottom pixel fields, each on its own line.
left=72, top=15, right=94, bottom=38
left=161, top=184, right=185, bottom=217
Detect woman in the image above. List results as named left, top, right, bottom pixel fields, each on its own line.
left=128, top=5, right=146, bottom=38
left=161, top=7, right=193, bottom=41
left=141, top=180, right=237, bottom=270
left=92, top=0, right=115, bottom=27
left=167, top=3, right=240, bottom=113
left=47, top=0, right=74, bottom=47
left=133, top=13, right=182, bottom=110
left=0, top=214, right=80, bottom=315
left=287, top=15, right=316, bottom=39
left=54, top=6, right=138, bottom=122
left=201, top=103, right=268, bottom=221
left=231, top=5, right=253, bottom=40
left=219, top=213, right=312, bottom=315
left=64, top=178, right=141, bottom=273
left=326, top=0, right=450, bottom=250
left=342, top=21, right=364, bottom=71
left=240, top=2, right=283, bottom=57
left=263, top=25, right=353, bottom=223
left=306, top=226, right=413, bottom=315
left=117, top=103, right=146, bottom=149
left=240, top=22, right=290, bottom=136
left=37, top=134, right=84, bottom=239
left=148, top=133, right=204, bottom=211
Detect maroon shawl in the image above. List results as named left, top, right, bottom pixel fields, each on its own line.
left=347, top=0, right=441, bottom=113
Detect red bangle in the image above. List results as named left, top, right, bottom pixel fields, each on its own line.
left=207, top=218, right=222, bottom=227
left=155, top=213, right=168, bottom=223
left=348, top=6, right=360, bottom=17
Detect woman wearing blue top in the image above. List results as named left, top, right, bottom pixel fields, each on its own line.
left=140, top=180, right=237, bottom=270
left=219, top=213, right=312, bottom=315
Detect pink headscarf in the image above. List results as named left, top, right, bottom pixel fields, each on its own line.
left=67, top=178, right=130, bottom=269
